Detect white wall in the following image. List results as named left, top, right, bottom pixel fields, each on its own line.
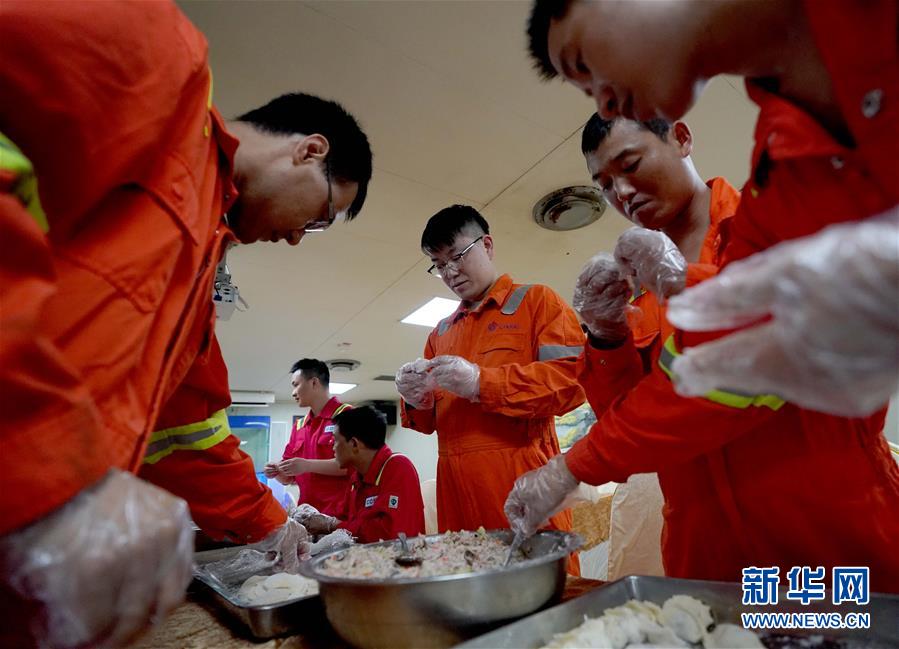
left=387, top=424, right=438, bottom=481
left=885, top=397, right=899, bottom=445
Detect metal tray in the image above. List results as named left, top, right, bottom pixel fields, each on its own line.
left=457, top=575, right=899, bottom=648
left=192, top=547, right=327, bottom=639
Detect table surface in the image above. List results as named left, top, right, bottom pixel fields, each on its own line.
left=129, top=576, right=606, bottom=649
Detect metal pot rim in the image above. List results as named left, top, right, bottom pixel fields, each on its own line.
left=300, top=529, right=582, bottom=586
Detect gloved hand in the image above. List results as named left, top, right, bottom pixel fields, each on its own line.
left=395, top=358, right=437, bottom=409
left=614, top=227, right=687, bottom=301
left=666, top=212, right=899, bottom=417
left=429, top=355, right=481, bottom=402
left=201, top=518, right=313, bottom=587
left=0, top=470, right=193, bottom=649
left=310, top=529, right=355, bottom=556
left=504, top=455, right=580, bottom=541
left=572, top=251, right=634, bottom=341
left=290, top=503, right=339, bottom=535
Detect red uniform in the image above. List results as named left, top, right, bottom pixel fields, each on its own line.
left=337, top=445, right=425, bottom=544
left=401, top=275, right=585, bottom=535
left=568, top=1, right=899, bottom=593
left=0, top=1, right=284, bottom=541
left=283, top=398, right=352, bottom=517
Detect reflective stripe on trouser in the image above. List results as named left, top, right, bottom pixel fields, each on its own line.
left=0, top=131, right=48, bottom=232
left=658, top=335, right=785, bottom=410
left=143, top=409, right=233, bottom=464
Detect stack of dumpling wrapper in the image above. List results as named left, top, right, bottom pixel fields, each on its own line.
left=237, top=572, right=319, bottom=606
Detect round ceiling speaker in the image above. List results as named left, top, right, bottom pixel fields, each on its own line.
left=533, top=185, right=606, bottom=231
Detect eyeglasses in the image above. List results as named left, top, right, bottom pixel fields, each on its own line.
left=303, top=158, right=336, bottom=233
left=427, top=236, right=484, bottom=277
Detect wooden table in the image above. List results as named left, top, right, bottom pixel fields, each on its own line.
left=130, top=577, right=606, bottom=649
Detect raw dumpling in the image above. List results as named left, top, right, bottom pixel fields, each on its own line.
left=661, top=594, right=713, bottom=643
left=704, top=623, right=765, bottom=648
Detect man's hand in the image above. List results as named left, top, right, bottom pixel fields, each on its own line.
left=429, top=355, right=481, bottom=402
left=667, top=212, right=899, bottom=417
left=614, top=227, right=687, bottom=300
left=572, top=251, right=633, bottom=342
left=395, top=358, right=436, bottom=409
left=278, top=458, right=309, bottom=477
left=504, top=455, right=580, bottom=541
left=263, top=462, right=281, bottom=479
left=0, top=470, right=194, bottom=648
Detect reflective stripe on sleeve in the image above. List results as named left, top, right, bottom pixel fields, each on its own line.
left=658, top=335, right=785, bottom=411
left=143, top=409, right=233, bottom=464
left=0, top=132, right=48, bottom=232
left=501, top=284, right=533, bottom=315
left=538, top=344, right=583, bottom=361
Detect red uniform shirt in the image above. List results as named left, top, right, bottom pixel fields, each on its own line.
left=283, top=397, right=351, bottom=517
left=0, top=0, right=284, bottom=540
left=337, top=445, right=425, bottom=544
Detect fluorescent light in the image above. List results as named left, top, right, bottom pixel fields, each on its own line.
left=330, top=382, right=357, bottom=395
left=401, top=297, right=460, bottom=327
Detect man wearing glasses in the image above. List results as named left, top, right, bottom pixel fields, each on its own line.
left=0, top=2, right=372, bottom=645
left=396, top=205, right=586, bottom=572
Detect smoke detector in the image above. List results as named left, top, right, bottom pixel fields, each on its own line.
left=533, top=186, right=606, bottom=231
left=326, top=358, right=361, bottom=372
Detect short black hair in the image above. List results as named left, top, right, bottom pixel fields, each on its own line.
left=290, top=358, right=329, bottom=387
left=333, top=406, right=387, bottom=450
left=421, top=204, right=490, bottom=252
left=581, top=114, right=672, bottom=155
left=238, top=93, right=373, bottom=220
left=527, top=0, right=575, bottom=80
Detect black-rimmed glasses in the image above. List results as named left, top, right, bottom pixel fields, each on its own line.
left=427, top=235, right=484, bottom=277
left=303, top=158, right=336, bottom=233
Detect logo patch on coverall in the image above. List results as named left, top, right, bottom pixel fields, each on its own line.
left=365, top=496, right=377, bottom=508
left=388, top=495, right=399, bottom=509
left=324, top=425, right=336, bottom=433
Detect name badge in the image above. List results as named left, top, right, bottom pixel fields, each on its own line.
left=365, top=495, right=377, bottom=508
left=324, top=425, right=336, bottom=433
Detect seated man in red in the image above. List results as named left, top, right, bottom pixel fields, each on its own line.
left=301, top=406, right=425, bottom=544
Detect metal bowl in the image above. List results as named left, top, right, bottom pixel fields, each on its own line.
left=300, top=529, right=581, bottom=649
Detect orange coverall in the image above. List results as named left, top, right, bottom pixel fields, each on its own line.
left=568, top=0, right=899, bottom=593
left=402, top=274, right=586, bottom=538
left=0, top=1, right=284, bottom=541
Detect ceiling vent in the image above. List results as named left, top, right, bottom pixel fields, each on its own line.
left=533, top=186, right=606, bottom=231
left=326, top=358, right=361, bottom=372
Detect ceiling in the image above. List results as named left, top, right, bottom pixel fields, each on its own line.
left=179, top=0, right=759, bottom=404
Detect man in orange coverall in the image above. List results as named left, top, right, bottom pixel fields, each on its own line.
left=570, top=113, right=741, bottom=571
left=507, top=0, right=899, bottom=594
left=395, top=205, right=585, bottom=555
left=0, top=1, right=372, bottom=646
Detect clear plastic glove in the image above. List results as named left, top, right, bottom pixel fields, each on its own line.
left=614, top=227, right=687, bottom=301
left=395, top=358, right=437, bottom=409
left=0, top=470, right=193, bottom=649
left=203, top=519, right=312, bottom=587
left=667, top=212, right=899, bottom=417
left=289, top=503, right=338, bottom=535
left=310, top=529, right=355, bottom=556
left=572, top=251, right=635, bottom=341
left=429, top=355, right=481, bottom=402
left=504, top=455, right=580, bottom=541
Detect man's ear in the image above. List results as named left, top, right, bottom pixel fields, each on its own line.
left=482, top=233, right=495, bottom=260
left=292, top=133, right=330, bottom=165
left=671, top=121, right=693, bottom=157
